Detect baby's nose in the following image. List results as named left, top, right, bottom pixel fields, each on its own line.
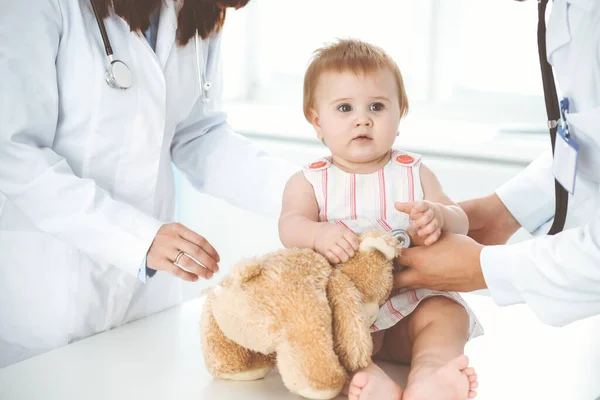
left=355, top=118, right=373, bottom=127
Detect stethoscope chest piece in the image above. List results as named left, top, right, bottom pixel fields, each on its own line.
left=106, top=59, right=132, bottom=90
left=90, top=0, right=131, bottom=90
left=390, top=229, right=411, bottom=248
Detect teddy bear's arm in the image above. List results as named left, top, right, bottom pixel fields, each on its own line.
left=327, top=269, right=374, bottom=373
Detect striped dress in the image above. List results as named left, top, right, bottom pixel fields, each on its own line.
left=303, top=149, right=483, bottom=339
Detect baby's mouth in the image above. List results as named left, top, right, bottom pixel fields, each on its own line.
left=352, top=134, right=373, bottom=141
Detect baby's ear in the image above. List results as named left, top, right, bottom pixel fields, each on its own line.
left=308, top=108, right=321, bottom=129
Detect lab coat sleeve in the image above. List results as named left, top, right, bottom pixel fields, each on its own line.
left=171, top=33, right=298, bottom=218
left=0, top=1, right=163, bottom=276
left=481, top=209, right=600, bottom=326
left=495, top=150, right=556, bottom=234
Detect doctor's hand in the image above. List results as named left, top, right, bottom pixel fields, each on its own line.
left=393, top=232, right=486, bottom=293
left=459, top=194, right=520, bottom=245
left=146, top=223, right=220, bottom=282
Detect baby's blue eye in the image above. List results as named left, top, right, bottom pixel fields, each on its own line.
left=370, top=102, right=384, bottom=112
left=338, top=104, right=352, bottom=112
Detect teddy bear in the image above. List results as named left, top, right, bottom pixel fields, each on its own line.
left=200, top=230, right=401, bottom=400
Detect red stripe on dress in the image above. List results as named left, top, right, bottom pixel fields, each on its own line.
left=407, top=167, right=415, bottom=202
left=322, top=169, right=328, bottom=221
left=336, top=220, right=355, bottom=233
left=387, top=300, right=404, bottom=318
left=379, top=169, right=387, bottom=219
left=377, top=219, right=393, bottom=232
left=411, top=290, right=419, bottom=302
left=351, top=174, right=357, bottom=219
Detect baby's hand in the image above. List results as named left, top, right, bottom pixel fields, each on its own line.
left=313, top=223, right=359, bottom=264
left=395, top=201, right=444, bottom=245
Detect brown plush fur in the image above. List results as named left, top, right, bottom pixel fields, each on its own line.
left=200, top=230, right=400, bottom=400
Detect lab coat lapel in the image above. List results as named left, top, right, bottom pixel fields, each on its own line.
left=155, top=0, right=178, bottom=69
left=564, top=0, right=596, bottom=11
left=546, top=0, right=570, bottom=60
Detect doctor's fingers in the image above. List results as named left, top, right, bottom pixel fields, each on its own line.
left=171, top=252, right=214, bottom=280
left=151, top=258, right=199, bottom=282
left=176, top=226, right=220, bottom=263
left=393, top=269, right=421, bottom=289
left=175, top=238, right=219, bottom=273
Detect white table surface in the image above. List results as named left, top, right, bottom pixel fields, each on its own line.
left=1, top=295, right=599, bottom=400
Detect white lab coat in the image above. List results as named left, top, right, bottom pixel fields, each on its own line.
left=482, top=0, right=600, bottom=326
left=0, top=0, right=295, bottom=367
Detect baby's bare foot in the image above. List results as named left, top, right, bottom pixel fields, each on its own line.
left=464, top=366, right=479, bottom=398
left=403, top=355, right=477, bottom=400
left=348, top=362, right=403, bottom=400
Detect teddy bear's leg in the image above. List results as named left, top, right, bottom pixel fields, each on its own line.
left=327, top=269, right=374, bottom=373
left=200, top=294, right=275, bottom=380
left=275, top=310, right=348, bottom=399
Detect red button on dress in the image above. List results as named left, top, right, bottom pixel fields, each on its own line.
left=396, top=154, right=414, bottom=164
left=309, top=161, right=327, bottom=169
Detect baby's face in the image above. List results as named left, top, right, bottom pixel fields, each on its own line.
left=310, top=68, right=401, bottom=171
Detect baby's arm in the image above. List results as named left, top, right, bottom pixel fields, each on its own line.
left=279, top=171, right=358, bottom=263
left=396, top=164, right=468, bottom=245
left=278, top=172, right=322, bottom=249
left=420, top=164, right=468, bottom=234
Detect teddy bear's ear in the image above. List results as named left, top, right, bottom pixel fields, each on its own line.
left=358, top=236, right=397, bottom=260
left=230, top=258, right=264, bottom=285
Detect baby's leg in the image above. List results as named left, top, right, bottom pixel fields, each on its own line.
left=385, top=297, right=477, bottom=400
left=372, top=330, right=385, bottom=356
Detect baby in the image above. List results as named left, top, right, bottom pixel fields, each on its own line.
left=278, top=39, right=482, bottom=400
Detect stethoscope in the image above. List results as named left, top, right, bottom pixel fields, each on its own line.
left=390, top=229, right=411, bottom=248
left=90, top=0, right=211, bottom=102
left=90, top=0, right=132, bottom=90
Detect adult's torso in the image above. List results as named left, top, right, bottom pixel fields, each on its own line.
left=0, top=0, right=212, bottom=365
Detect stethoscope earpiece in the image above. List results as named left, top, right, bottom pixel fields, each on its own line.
left=201, top=82, right=212, bottom=103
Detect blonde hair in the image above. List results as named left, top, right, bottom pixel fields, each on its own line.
left=303, top=38, right=409, bottom=121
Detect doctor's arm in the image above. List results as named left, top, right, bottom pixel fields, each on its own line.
left=395, top=212, right=600, bottom=327
left=0, top=1, right=181, bottom=279
left=171, top=33, right=297, bottom=218
left=460, top=151, right=556, bottom=245
left=480, top=211, right=600, bottom=326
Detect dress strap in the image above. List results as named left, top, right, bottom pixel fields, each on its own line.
left=391, top=150, right=422, bottom=167
left=302, top=157, right=332, bottom=172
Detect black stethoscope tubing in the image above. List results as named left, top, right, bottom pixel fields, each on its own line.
left=90, top=0, right=132, bottom=90
left=89, top=0, right=210, bottom=100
